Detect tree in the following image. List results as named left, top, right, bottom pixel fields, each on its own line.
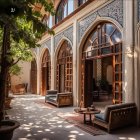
left=0, top=0, right=55, bottom=121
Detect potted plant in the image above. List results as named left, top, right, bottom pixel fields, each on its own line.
left=0, top=0, right=55, bottom=139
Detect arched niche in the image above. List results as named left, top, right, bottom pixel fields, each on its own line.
left=41, top=49, right=51, bottom=96
left=56, top=40, right=73, bottom=92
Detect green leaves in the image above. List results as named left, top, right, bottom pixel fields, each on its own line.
left=0, top=0, right=55, bottom=67
left=9, top=64, right=22, bottom=76
left=10, top=39, right=33, bottom=62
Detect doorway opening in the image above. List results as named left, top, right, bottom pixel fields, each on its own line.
left=41, top=49, right=51, bottom=96
left=30, top=59, right=37, bottom=94
left=81, top=22, right=122, bottom=107
left=56, top=40, right=73, bottom=92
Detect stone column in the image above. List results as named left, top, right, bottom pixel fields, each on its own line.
left=134, top=0, right=140, bottom=127
left=73, top=20, right=78, bottom=106
left=123, top=0, right=134, bottom=102
left=36, top=47, right=40, bottom=95
left=51, top=36, right=55, bottom=89
left=135, top=30, right=140, bottom=127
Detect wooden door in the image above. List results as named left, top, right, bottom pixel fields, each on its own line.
left=84, top=60, right=93, bottom=107
left=59, top=64, right=65, bottom=92
left=41, top=67, right=47, bottom=96
left=81, top=60, right=93, bottom=107
left=46, top=66, right=49, bottom=90
left=65, top=56, right=73, bottom=92
left=56, top=64, right=59, bottom=92
left=113, top=43, right=122, bottom=104
left=30, top=59, right=37, bottom=94
left=81, top=60, right=85, bottom=107
left=30, top=70, right=37, bottom=94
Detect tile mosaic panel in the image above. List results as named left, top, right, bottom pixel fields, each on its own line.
left=78, top=0, right=123, bottom=42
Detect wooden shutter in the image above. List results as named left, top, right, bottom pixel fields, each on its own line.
left=113, top=43, right=122, bottom=104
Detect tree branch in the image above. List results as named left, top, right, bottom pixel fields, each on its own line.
left=11, top=58, right=21, bottom=66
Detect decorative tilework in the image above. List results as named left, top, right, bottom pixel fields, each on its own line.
left=79, top=12, right=97, bottom=41
left=54, top=26, right=73, bottom=49
left=98, top=0, right=123, bottom=26
left=41, top=38, right=51, bottom=52
left=46, top=39, right=51, bottom=51
left=78, top=0, right=123, bottom=42
left=138, top=0, right=140, bottom=22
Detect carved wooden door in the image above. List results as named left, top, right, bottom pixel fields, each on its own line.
left=30, top=59, right=37, bottom=94
left=65, top=56, right=72, bottom=92
left=41, top=67, right=47, bottom=96
left=81, top=60, right=85, bottom=107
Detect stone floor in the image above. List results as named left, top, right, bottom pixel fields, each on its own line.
left=6, top=94, right=140, bottom=140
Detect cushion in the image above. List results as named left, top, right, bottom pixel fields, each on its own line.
left=95, top=113, right=106, bottom=122
left=46, top=96, right=57, bottom=103
left=104, top=103, right=136, bottom=122
left=45, top=95, right=57, bottom=100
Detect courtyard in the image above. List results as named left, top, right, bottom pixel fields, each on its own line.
left=6, top=94, right=140, bottom=140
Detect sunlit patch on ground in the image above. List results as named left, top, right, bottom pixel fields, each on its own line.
left=6, top=94, right=140, bottom=140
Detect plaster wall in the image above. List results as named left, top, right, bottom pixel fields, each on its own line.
left=11, top=61, right=31, bottom=92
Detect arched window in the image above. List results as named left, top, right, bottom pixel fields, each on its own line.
left=83, top=22, right=122, bottom=58
left=55, top=0, right=74, bottom=24
left=42, top=15, right=53, bottom=28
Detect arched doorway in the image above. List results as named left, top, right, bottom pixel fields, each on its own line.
left=56, top=40, right=73, bottom=92
left=41, top=49, right=51, bottom=96
left=81, top=22, right=122, bottom=107
left=30, top=58, right=37, bottom=94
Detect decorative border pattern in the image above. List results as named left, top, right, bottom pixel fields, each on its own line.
left=54, top=26, right=73, bottom=49
left=41, top=38, right=51, bottom=52
left=78, top=0, right=123, bottom=42
left=138, top=0, right=140, bottom=22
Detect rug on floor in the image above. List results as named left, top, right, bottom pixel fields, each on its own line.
left=34, top=99, right=56, bottom=109
left=57, top=112, right=106, bottom=136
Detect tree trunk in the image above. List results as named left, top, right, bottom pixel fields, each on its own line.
left=0, top=24, right=10, bottom=121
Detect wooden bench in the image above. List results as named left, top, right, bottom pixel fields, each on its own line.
left=45, top=90, right=73, bottom=107
left=11, top=84, right=26, bottom=95
left=93, top=103, right=137, bottom=133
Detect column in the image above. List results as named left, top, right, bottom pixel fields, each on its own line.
left=134, top=0, right=140, bottom=126
left=73, top=20, right=78, bottom=106
left=51, top=36, right=55, bottom=89
left=36, top=47, right=40, bottom=95
left=123, top=0, right=134, bottom=102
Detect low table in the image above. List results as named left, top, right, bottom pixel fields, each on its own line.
left=74, top=108, right=101, bottom=124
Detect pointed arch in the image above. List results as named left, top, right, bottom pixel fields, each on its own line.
left=40, top=48, right=51, bottom=96
left=78, top=19, right=123, bottom=107
left=55, top=38, right=73, bottom=92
